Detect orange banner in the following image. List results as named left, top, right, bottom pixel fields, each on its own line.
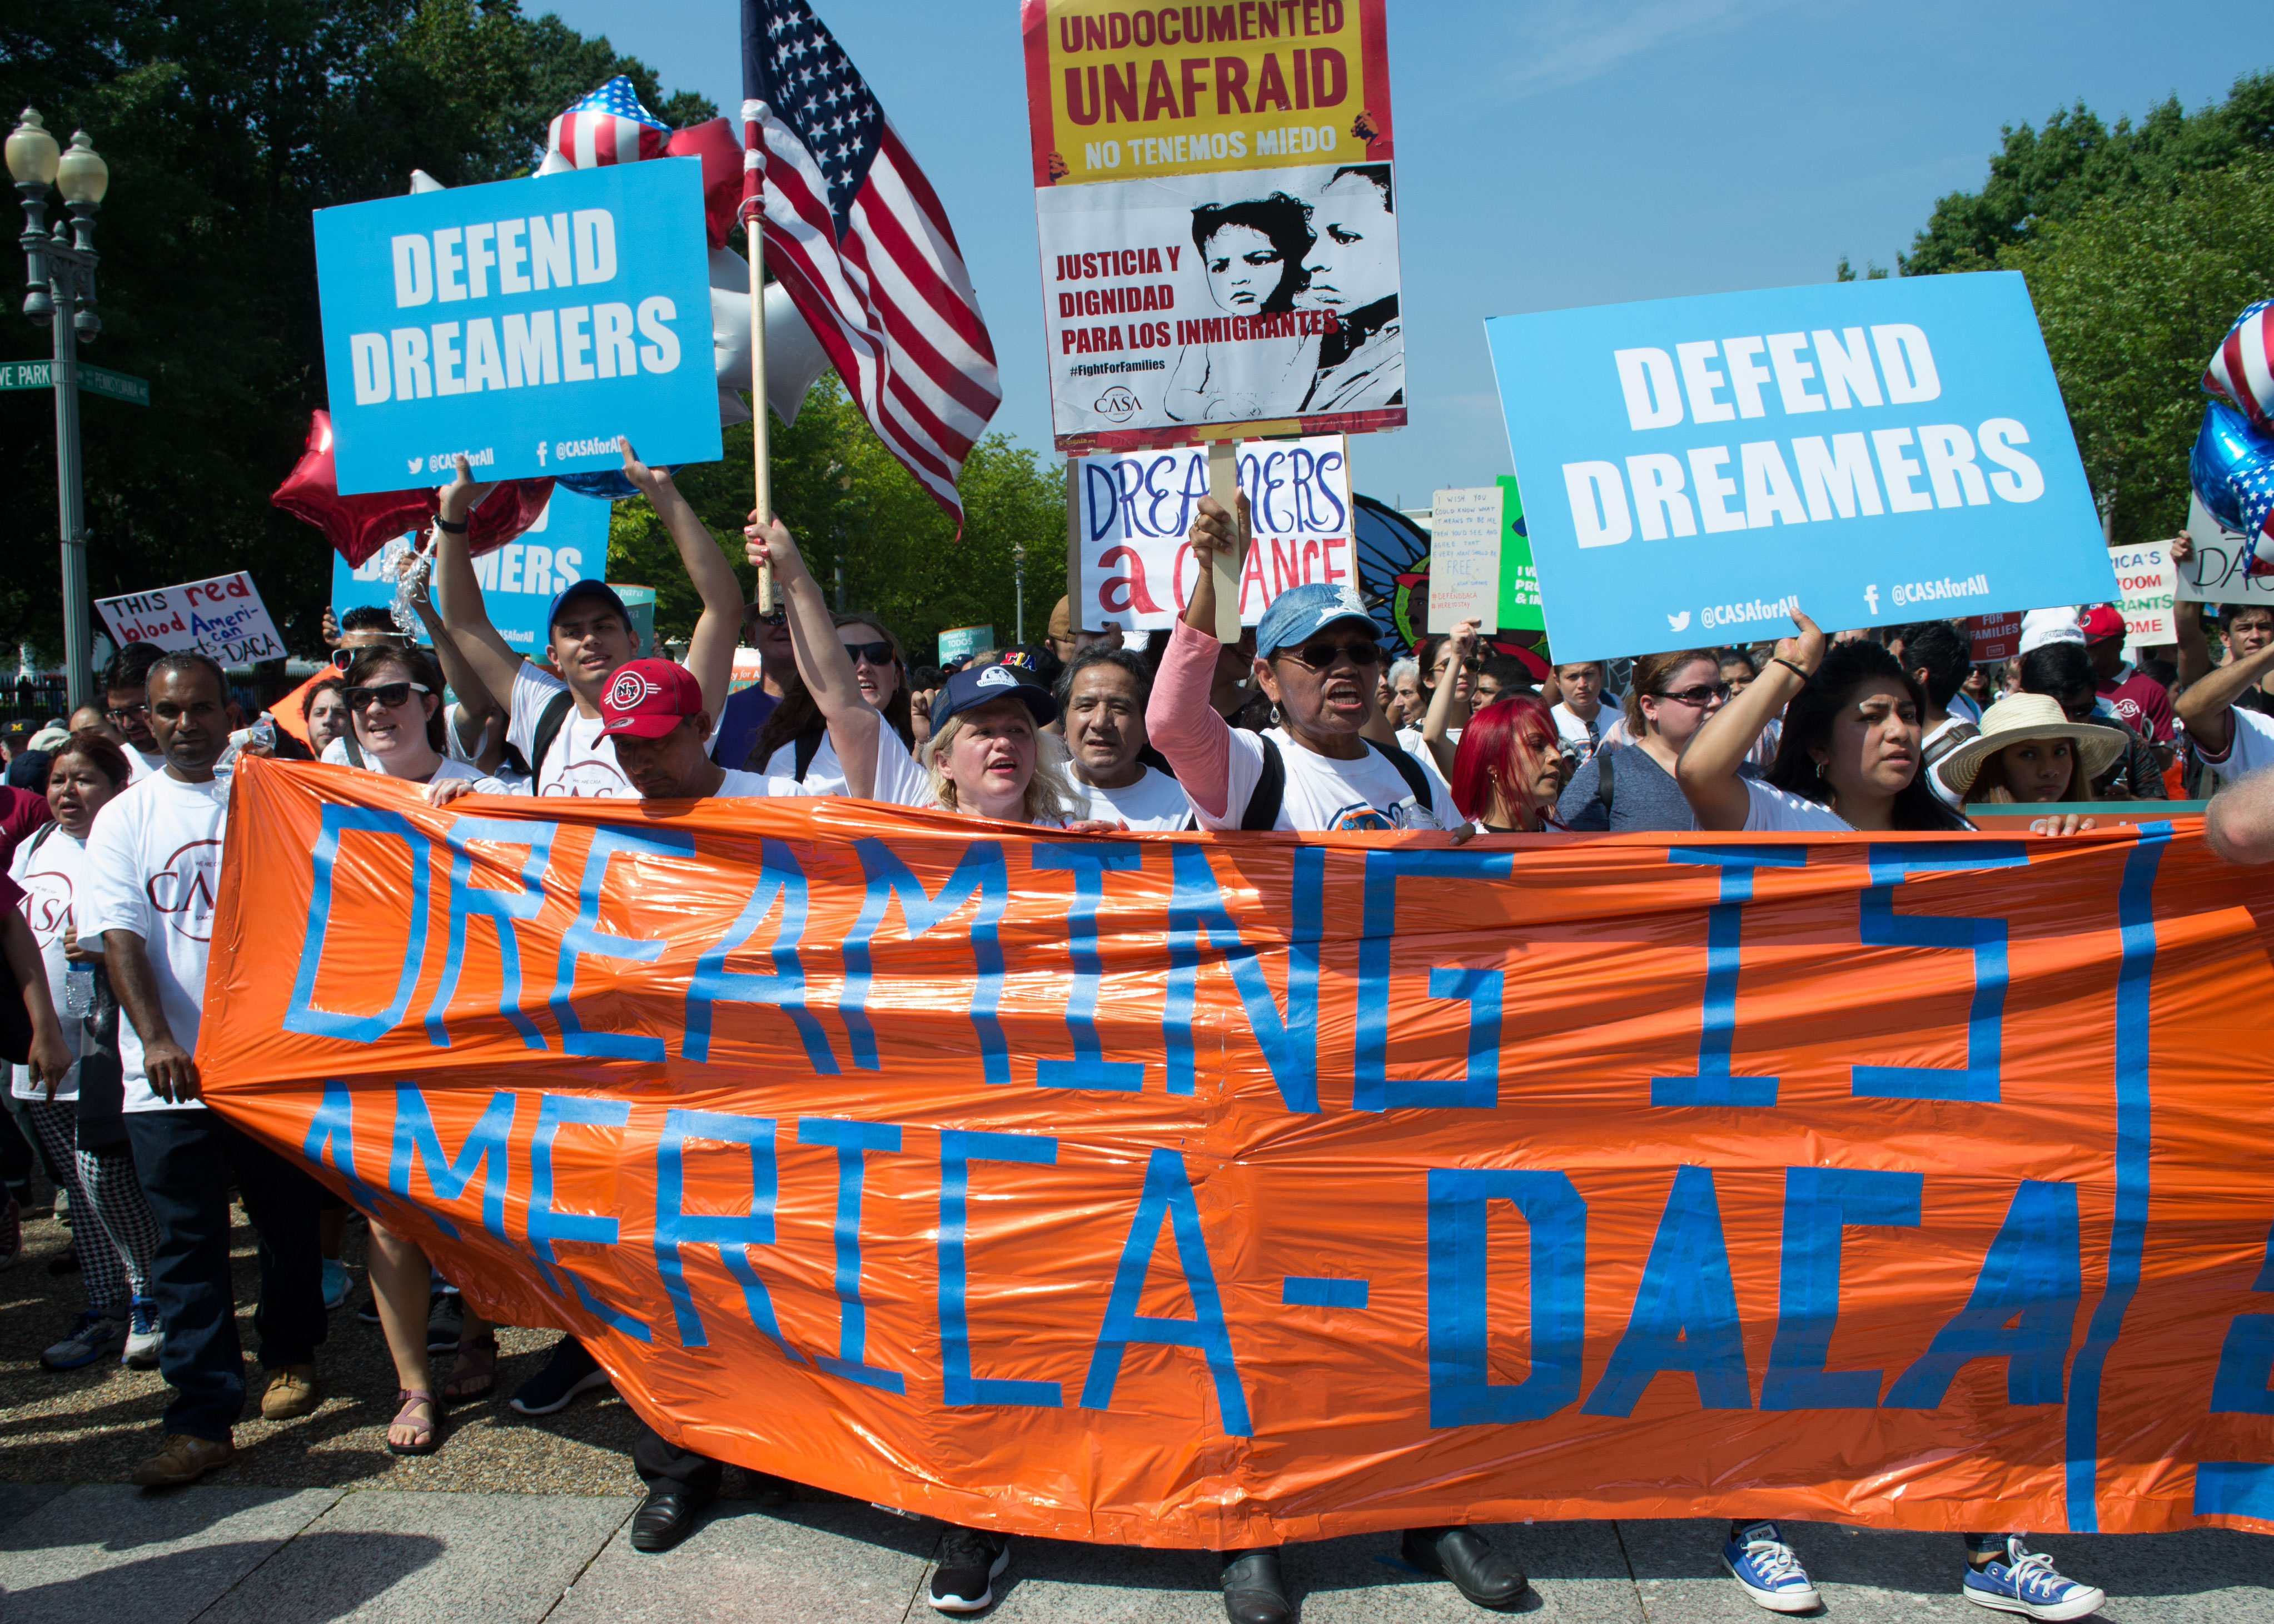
left=197, top=760, right=2274, bottom=1545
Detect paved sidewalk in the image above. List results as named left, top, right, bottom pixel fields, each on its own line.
left=1, top=1482, right=2268, bottom=1623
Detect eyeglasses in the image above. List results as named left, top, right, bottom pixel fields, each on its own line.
left=1434, top=656, right=1482, bottom=675
left=344, top=681, right=431, bottom=711
left=105, top=701, right=148, bottom=720
left=747, top=605, right=787, bottom=627
left=1282, top=640, right=1384, bottom=671
left=1654, top=682, right=1732, bottom=707
left=840, top=640, right=894, bottom=666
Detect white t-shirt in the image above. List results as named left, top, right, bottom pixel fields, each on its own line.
left=868, top=731, right=940, bottom=808
left=1198, top=727, right=1453, bottom=832
left=1552, top=703, right=1608, bottom=757
left=127, top=745, right=164, bottom=783
left=1078, top=765, right=1193, bottom=830
left=1741, top=780, right=1854, bottom=833
left=9, top=825, right=86, bottom=1100
left=506, top=664, right=633, bottom=798
left=762, top=735, right=848, bottom=794
left=81, top=771, right=228, bottom=1113
left=2195, top=705, right=2274, bottom=784
left=715, top=768, right=810, bottom=797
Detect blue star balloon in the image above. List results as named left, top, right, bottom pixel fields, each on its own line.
left=2191, top=398, right=2274, bottom=545
left=554, top=467, right=673, bottom=501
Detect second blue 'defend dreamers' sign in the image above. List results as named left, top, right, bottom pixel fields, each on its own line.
left=315, top=161, right=720, bottom=495
left=1486, top=272, right=2117, bottom=660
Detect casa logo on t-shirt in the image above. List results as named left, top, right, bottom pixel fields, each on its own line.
left=146, top=839, right=224, bottom=941
left=21, top=863, right=72, bottom=944
left=1323, top=799, right=1435, bottom=833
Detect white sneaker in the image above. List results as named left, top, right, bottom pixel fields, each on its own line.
left=123, top=1295, right=163, bottom=1368
left=43, top=1308, right=127, bottom=1371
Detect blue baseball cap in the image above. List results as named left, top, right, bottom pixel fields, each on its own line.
left=930, top=661, right=1060, bottom=732
left=547, top=578, right=631, bottom=630
left=1255, top=583, right=1376, bottom=656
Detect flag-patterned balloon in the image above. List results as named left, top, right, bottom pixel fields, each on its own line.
left=2202, top=299, right=2274, bottom=434
left=2192, top=399, right=2274, bottom=547
left=548, top=75, right=671, bottom=170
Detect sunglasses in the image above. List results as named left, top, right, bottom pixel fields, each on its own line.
left=1655, top=682, right=1732, bottom=707
left=330, top=639, right=407, bottom=670
left=1282, top=639, right=1384, bottom=671
left=1435, top=655, right=1482, bottom=675
left=345, top=681, right=431, bottom=711
left=840, top=640, right=895, bottom=666
left=747, top=605, right=787, bottom=627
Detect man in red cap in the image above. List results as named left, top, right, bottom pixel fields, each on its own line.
left=595, top=657, right=803, bottom=800
left=2079, top=604, right=2175, bottom=745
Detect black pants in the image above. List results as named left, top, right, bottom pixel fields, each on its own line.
left=632, top=1419, right=723, bottom=1498
left=126, top=1109, right=326, bottom=1441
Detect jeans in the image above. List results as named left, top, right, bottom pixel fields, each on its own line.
left=126, top=1108, right=327, bottom=1441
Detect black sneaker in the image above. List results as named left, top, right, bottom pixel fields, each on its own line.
left=510, top=1337, right=611, bottom=1416
left=355, top=1288, right=382, bottom=1327
left=426, top=1291, right=463, bottom=1353
left=929, top=1526, right=1008, bottom=1613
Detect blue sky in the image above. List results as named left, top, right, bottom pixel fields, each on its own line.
left=540, top=0, right=2273, bottom=508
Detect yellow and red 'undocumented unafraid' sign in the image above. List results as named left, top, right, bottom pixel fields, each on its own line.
left=199, top=761, right=2274, bottom=1546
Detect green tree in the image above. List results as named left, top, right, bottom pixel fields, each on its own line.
left=608, top=373, right=1067, bottom=661
left=0, top=0, right=710, bottom=665
left=1999, top=160, right=2274, bottom=546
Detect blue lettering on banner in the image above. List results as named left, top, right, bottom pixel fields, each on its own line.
left=1427, top=1168, right=1586, bottom=1426
left=2207, top=1201, right=2274, bottom=1415
left=684, top=838, right=836, bottom=1073
left=1760, top=1166, right=1923, bottom=1409
left=390, top=1084, right=516, bottom=1242
left=798, top=1116, right=908, bottom=1394
left=2067, top=825, right=2169, bottom=1528
left=841, top=839, right=1009, bottom=1084
left=1283, top=1276, right=1369, bottom=1308
left=1883, top=1179, right=2081, bottom=1409
left=426, top=817, right=558, bottom=1050
left=1353, top=850, right=1515, bottom=1112
left=1081, top=1147, right=1252, bottom=1437
left=526, top=1093, right=651, bottom=1342
left=1584, top=1166, right=1752, bottom=1415
left=300, top=1080, right=390, bottom=1209
left=1033, top=843, right=1148, bottom=1090
left=654, top=1108, right=800, bottom=1359
left=285, top=805, right=434, bottom=1043
left=549, top=825, right=691, bottom=1062
left=1163, top=845, right=1320, bottom=1109
left=939, top=1129, right=1062, bottom=1407
left=1651, top=846, right=1808, bottom=1107
left=2194, top=1461, right=2274, bottom=1521
left=1851, top=843, right=2027, bottom=1101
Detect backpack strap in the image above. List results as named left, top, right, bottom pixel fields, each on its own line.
left=1920, top=721, right=1978, bottom=769
left=1238, top=735, right=1287, bottom=831
left=1367, top=737, right=1433, bottom=812
left=792, top=724, right=828, bottom=782
left=25, top=820, right=57, bottom=856
left=529, top=689, right=576, bottom=785
left=1595, top=744, right=1616, bottom=820
left=342, top=731, right=368, bottom=770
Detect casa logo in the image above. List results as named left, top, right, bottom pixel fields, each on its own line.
left=1094, top=386, right=1140, bottom=421
left=607, top=670, right=658, bottom=710
left=145, top=840, right=224, bottom=942
left=976, top=665, right=1016, bottom=690
left=1324, top=801, right=1396, bottom=833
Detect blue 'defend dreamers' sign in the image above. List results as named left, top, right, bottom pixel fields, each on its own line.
left=1486, top=272, right=2117, bottom=660
left=315, top=161, right=720, bottom=495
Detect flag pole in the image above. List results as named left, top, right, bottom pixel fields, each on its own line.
left=748, top=214, right=773, bottom=612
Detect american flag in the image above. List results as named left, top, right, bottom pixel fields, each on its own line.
left=740, top=0, right=1000, bottom=526
left=2204, top=299, right=2274, bottom=435
left=549, top=75, right=672, bottom=170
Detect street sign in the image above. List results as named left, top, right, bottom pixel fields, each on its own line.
left=0, top=360, right=150, bottom=405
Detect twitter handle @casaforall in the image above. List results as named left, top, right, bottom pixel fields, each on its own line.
left=1689, top=594, right=1801, bottom=633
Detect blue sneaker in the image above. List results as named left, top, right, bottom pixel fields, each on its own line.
left=1962, top=1536, right=2105, bottom=1621
left=321, top=1258, right=352, bottom=1312
left=42, top=1308, right=127, bottom=1371
left=1723, top=1521, right=1820, bottom=1613
left=123, top=1296, right=163, bottom=1368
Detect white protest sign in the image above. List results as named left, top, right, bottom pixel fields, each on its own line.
left=96, top=572, right=285, bottom=664
left=2110, top=540, right=2175, bottom=644
left=2179, top=495, right=2274, bottom=607
left=1072, top=435, right=1352, bottom=631
left=1426, top=487, right=1501, bottom=632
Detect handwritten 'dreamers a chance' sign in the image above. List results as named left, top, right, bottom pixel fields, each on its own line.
left=96, top=571, right=285, bottom=664
left=313, top=161, right=720, bottom=494
left=1021, top=1, right=1404, bottom=452
left=1071, top=435, right=1352, bottom=629
left=1487, top=273, right=2119, bottom=661
left=200, top=764, right=2274, bottom=1545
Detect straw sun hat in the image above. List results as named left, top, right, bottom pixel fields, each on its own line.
left=1937, top=693, right=2128, bottom=800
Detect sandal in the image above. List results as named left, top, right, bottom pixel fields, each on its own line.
left=440, top=1331, right=499, bottom=1402
left=386, top=1388, right=445, bottom=1457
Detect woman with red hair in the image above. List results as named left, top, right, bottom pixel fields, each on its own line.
left=1449, top=693, right=1565, bottom=832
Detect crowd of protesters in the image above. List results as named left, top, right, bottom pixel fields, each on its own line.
left=5, top=449, right=2272, bottom=1624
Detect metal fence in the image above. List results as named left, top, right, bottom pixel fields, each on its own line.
left=0, top=680, right=68, bottom=733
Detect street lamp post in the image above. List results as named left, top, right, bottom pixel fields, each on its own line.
left=8, top=108, right=108, bottom=711
left=1013, top=540, right=1026, bottom=646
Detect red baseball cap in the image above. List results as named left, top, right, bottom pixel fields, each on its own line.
left=597, top=658, right=703, bottom=739
left=2077, top=605, right=2126, bottom=642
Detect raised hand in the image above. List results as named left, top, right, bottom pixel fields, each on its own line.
left=1186, top=491, right=1250, bottom=572
left=743, top=510, right=809, bottom=581
left=619, top=437, right=677, bottom=502
left=438, top=454, right=492, bottom=525
left=1775, top=610, right=1828, bottom=678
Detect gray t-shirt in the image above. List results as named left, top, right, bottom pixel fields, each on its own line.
left=1556, top=743, right=1709, bottom=833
